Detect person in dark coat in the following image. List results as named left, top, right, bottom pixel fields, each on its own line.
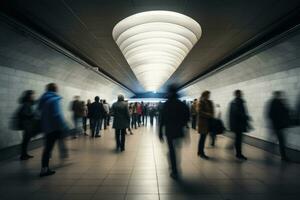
left=197, top=91, right=214, bottom=159
left=191, top=99, right=198, bottom=130
left=159, top=84, right=190, bottom=179
left=89, top=96, right=106, bottom=138
left=111, top=94, right=130, bottom=151
left=267, top=91, right=291, bottom=161
left=19, top=90, right=38, bottom=160
left=229, top=90, right=250, bottom=160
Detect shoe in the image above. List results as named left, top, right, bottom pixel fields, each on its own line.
left=130, top=132, right=134, bottom=135
left=40, top=169, right=56, bottom=177
left=20, top=154, right=33, bottom=160
left=120, top=148, right=125, bottom=152
left=199, top=154, right=210, bottom=160
left=236, top=155, right=248, bottom=160
left=73, top=136, right=78, bottom=139
left=84, top=133, right=89, bottom=136
left=95, top=135, right=101, bottom=138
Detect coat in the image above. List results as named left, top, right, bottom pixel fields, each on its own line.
left=198, top=99, right=214, bottom=134
left=229, top=97, right=250, bottom=133
left=267, top=98, right=290, bottom=130
left=112, top=101, right=130, bottom=129
left=89, top=102, right=106, bottom=119
left=38, top=91, right=68, bottom=134
left=160, top=98, right=190, bottom=139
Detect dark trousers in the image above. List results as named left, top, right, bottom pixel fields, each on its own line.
left=275, top=129, right=287, bottom=159
left=234, top=131, right=243, bottom=156
left=150, top=115, right=154, bottom=125
left=103, top=116, right=107, bottom=129
left=21, top=130, right=32, bottom=156
left=115, top=129, right=126, bottom=150
left=91, top=118, right=101, bottom=137
left=198, top=133, right=207, bottom=155
left=83, top=117, right=87, bottom=132
left=167, top=137, right=178, bottom=174
left=210, top=133, right=216, bottom=146
left=131, top=114, right=137, bottom=129
left=42, top=131, right=60, bottom=168
left=191, top=115, right=197, bottom=129
left=137, top=114, right=141, bottom=126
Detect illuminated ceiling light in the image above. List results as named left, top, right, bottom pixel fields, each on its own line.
left=112, top=11, right=202, bottom=91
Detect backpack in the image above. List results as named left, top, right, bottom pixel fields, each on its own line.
left=9, top=105, right=25, bottom=131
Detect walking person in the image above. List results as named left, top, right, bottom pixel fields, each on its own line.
left=111, top=94, right=130, bottom=152
left=82, top=101, right=89, bottom=136
left=70, top=96, right=82, bottom=138
left=132, top=103, right=138, bottom=129
left=267, top=91, right=291, bottom=161
left=191, top=99, right=198, bottom=130
left=102, top=100, right=110, bottom=129
left=197, top=91, right=214, bottom=159
left=89, top=96, right=106, bottom=138
left=38, top=83, right=69, bottom=177
left=19, top=90, right=39, bottom=160
left=159, top=84, right=190, bottom=179
left=229, top=90, right=251, bottom=160
left=137, top=102, right=142, bottom=127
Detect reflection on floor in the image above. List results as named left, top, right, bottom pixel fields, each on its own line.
left=0, top=123, right=300, bottom=200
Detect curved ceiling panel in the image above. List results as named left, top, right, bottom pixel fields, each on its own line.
left=113, top=10, right=202, bottom=92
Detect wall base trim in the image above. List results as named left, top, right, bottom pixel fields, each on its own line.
left=225, top=132, right=300, bottom=162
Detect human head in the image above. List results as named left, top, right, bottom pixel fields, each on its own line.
left=95, top=96, right=100, bottom=102
left=201, top=90, right=210, bottom=100
left=234, top=90, right=243, bottom=98
left=273, top=91, right=283, bottom=99
left=103, top=99, right=106, bottom=104
left=46, top=83, right=58, bottom=93
left=118, top=94, right=124, bottom=101
left=20, top=90, right=35, bottom=103
left=167, top=84, right=178, bottom=99
left=87, top=99, right=91, bottom=104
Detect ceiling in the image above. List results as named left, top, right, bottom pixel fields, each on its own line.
left=1, top=0, right=300, bottom=94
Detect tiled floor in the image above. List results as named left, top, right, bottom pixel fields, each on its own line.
left=1, top=122, right=300, bottom=200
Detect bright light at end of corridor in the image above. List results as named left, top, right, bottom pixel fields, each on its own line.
left=112, top=11, right=202, bottom=91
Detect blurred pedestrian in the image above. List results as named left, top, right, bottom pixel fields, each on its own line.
left=159, top=84, right=190, bottom=179
left=111, top=94, right=130, bottom=152
left=103, top=99, right=110, bottom=129
left=38, top=83, right=69, bottom=177
left=19, top=90, right=39, bottom=160
left=191, top=98, right=198, bottom=130
left=197, top=91, right=214, bottom=159
left=89, top=96, right=106, bottom=137
left=229, top=90, right=251, bottom=160
left=70, top=96, right=82, bottom=138
left=82, top=101, right=89, bottom=136
left=267, top=91, right=291, bottom=161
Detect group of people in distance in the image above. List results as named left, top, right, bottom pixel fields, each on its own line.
left=14, top=82, right=297, bottom=178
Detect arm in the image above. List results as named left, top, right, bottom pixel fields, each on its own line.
left=52, top=100, right=68, bottom=131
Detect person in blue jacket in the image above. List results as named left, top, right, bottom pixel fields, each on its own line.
left=38, top=83, right=68, bottom=177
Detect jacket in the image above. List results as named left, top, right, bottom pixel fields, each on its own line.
left=198, top=99, right=214, bottom=134
left=112, top=101, right=130, bottom=129
left=160, top=98, right=190, bottom=139
left=268, top=98, right=290, bottom=130
left=38, top=91, right=68, bottom=134
left=229, top=97, right=250, bottom=133
left=89, top=102, right=105, bottom=119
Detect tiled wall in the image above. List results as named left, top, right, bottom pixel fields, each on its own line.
left=180, top=30, right=300, bottom=151
left=0, top=21, right=133, bottom=149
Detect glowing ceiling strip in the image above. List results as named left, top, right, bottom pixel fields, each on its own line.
left=113, top=11, right=202, bottom=91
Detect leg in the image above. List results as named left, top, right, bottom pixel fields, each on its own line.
left=20, top=130, right=32, bottom=159
left=115, top=129, right=121, bottom=150
left=83, top=117, right=87, bottom=134
left=104, top=116, right=107, bottom=129
left=210, top=133, right=216, bottom=146
left=120, top=129, right=126, bottom=151
left=167, top=137, right=178, bottom=176
left=95, top=119, right=101, bottom=137
left=90, top=119, right=95, bottom=137
left=276, top=129, right=287, bottom=160
left=41, top=132, right=59, bottom=168
left=235, top=131, right=242, bottom=156
left=198, top=134, right=208, bottom=157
